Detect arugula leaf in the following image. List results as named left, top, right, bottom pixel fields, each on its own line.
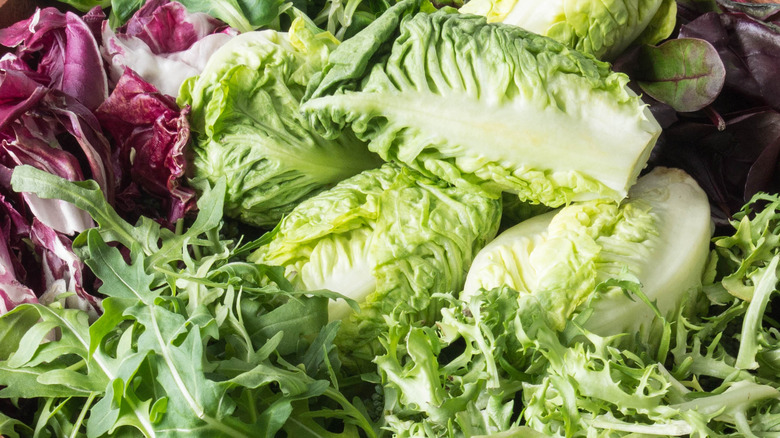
left=2, top=165, right=377, bottom=437
left=10, top=166, right=157, bottom=255
left=0, top=304, right=108, bottom=399
left=0, top=411, right=33, bottom=438
left=11, top=165, right=226, bottom=269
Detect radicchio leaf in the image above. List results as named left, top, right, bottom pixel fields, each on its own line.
left=0, top=68, right=116, bottom=235
left=120, top=0, right=231, bottom=53
left=33, top=220, right=100, bottom=320
left=101, top=0, right=236, bottom=96
left=0, top=194, right=37, bottom=313
left=95, top=69, right=196, bottom=223
left=0, top=7, right=109, bottom=111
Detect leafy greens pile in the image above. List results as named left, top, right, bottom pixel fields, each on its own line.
left=2, top=0, right=780, bottom=436
left=1, top=166, right=376, bottom=437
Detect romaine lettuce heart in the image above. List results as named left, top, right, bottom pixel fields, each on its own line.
left=303, top=7, right=662, bottom=208
left=463, top=166, right=712, bottom=335
left=178, top=19, right=382, bottom=227
left=460, top=0, right=677, bottom=61
left=250, top=163, right=501, bottom=367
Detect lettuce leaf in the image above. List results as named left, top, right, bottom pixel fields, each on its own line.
left=250, top=163, right=501, bottom=368
left=179, top=19, right=382, bottom=226
left=303, top=3, right=661, bottom=208
left=459, top=0, right=677, bottom=60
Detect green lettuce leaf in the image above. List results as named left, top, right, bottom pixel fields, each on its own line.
left=250, top=163, right=501, bottom=368
left=179, top=18, right=382, bottom=227
left=303, top=5, right=661, bottom=208
left=463, top=167, right=712, bottom=334
left=459, top=0, right=677, bottom=60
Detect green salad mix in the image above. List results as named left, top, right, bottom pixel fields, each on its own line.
left=1, top=0, right=780, bottom=436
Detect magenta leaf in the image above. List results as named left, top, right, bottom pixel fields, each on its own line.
left=0, top=7, right=109, bottom=111
left=32, top=220, right=101, bottom=320
left=0, top=69, right=114, bottom=234
left=95, top=69, right=196, bottom=223
left=119, top=0, right=231, bottom=53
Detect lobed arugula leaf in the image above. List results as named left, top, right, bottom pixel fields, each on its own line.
left=2, top=165, right=377, bottom=437
left=0, top=304, right=109, bottom=399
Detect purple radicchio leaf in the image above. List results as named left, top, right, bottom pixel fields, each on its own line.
left=0, top=7, right=109, bottom=111
left=0, top=52, right=33, bottom=74
left=1, top=127, right=96, bottom=235
left=0, top=69, right=117, bottom=235
left=0, top=69, right=49, bottom=133
left=0, top=231, right=37, bottom=313
left=121, top=0, right=232, bottom=53
left=0, top=193, right=37, bottom=314
left=101, top=0, right=236, bottom=96
left=32, top=219, right=100, bottom=320
left=95, top=69, right=196, bottom=223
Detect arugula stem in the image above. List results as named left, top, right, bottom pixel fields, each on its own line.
left=34, top=398, right=60, bottom=438
left=322, top=386, right=377, bottom=438
left=66, top=360, right=86, bottom=373
left=244, top=389, right=258, bottom=424
left=70, top=392, right=97, bottom=438
left=152, top=266, right=270, bottom=295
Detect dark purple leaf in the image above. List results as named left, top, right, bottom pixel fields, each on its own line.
left=681, top=11, right=780, bottom=111
left=633, top=38, right=726, bottom=112
left=650, top=109, right=780, bottom=225
left=717, top=0, right=780, bottom=21
left=731, top=15, right=780, bottom=109
left=96, top=69, right=196, bottom=223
